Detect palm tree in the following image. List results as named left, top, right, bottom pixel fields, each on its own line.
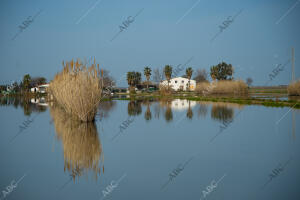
left=134, top=72, right=141, bottom=86
left=144, top=67, right=152, bottom=91
left=164, top=65, right=172, bottom=90
left=186, top=67, right=193, bottom=91
left=127, top=72, right=135, bottom=91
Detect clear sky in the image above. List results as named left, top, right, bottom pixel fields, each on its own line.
left=0, top=0, right=299, bottom=86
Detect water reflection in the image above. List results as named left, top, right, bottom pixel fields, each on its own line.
left=186, top=101, right=193, bottom=119
left=211, top=104, right=234, bottom=123
left=96, top=101, right=116, bottom=121
left=0, top=96, right=47, bottom=115
left=197, top=103, right=208, bottom=118
left=127, top=100, right=142, bottom=116
left=49, top=105, right=104, bottom=181
left=144, top=101, right=152, bottom=121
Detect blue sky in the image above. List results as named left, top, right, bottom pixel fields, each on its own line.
left=0, top=0, right=299, bottom=86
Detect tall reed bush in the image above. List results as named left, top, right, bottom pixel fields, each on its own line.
left=288, top=80, right=300, bottom=96
left=49, top=58, right=102, bottom=122
left=196, top=80, right=248, bottom=95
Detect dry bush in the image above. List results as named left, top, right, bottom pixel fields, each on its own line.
left=288, top=80, right=300, bottom=96
left=49, top=58, right=102, bottom=122
left=196, top=80, right=248, bottom=95
left=159, top=85, right=173, bottom=95
left=49, top=105, right=104, bottom=181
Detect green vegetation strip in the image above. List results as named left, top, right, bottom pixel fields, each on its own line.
left=112, top=94, right=300, bottom=109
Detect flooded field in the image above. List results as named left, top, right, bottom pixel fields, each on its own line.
left=0, top=97, right=299, bottom=200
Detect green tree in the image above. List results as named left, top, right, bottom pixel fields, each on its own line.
left=210, top=62, right=234, bottom=81
left=144, top=67, right=152, bottom=91
left=164, top=65, right=172, bottom=90
left=185, top=67, right=193, bottom=91
left=134, top=72, right=141, bottom=86
left=127, top=71, right=141, bottom=92
left=22, top=74, right=31, bottom=92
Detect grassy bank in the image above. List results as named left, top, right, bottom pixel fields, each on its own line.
left=113, top=93, right=300, bottom=109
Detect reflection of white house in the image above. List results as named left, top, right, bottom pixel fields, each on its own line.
left=30, top=84, right=49, bottom=93
left=30, top=97, right=49, bottom=106
left=171, top=99, right=196, bottom=111
left=160, top=77, right=196, bottom=91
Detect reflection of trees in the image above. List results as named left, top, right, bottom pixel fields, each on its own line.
left=211, top=104, right=234, bottom=123
left=165, top=105, right=173, bottom=122
left=154, top=103, right=161, bottom=119
left=144, top=102, right=152, bottom=121
left=127, top=101, right=142, bottom=116
left=97, top=101, right=116, bottom=121
left=0, top=96, right=47, bottom=116
left=186, top=101, right=193, bottom=119
left=49, top=105, right=104, bottom=181
left=197, top=103, right=208, bottom=118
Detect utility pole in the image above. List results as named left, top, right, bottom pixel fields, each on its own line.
left=292, top=47, right=295, bottom=82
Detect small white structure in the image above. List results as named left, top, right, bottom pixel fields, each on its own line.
left=30, top=84, right=49, bottom=93
left=160, top=77, right=196, bottom=91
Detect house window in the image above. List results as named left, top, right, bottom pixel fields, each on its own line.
left=175, top=81, right=177, bottom=83
left=182, top=80, right=184, bottom=83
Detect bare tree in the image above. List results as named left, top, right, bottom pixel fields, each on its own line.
left=194, top=69, right=208, bottom=83
left=152, top=68, right=165, bottom=84
left=246, top=77, right=253, bottom=86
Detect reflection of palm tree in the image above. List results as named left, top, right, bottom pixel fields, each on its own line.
left=128, top=101, right=142, bottom=116
left=49, top=105, right=104, bottom=181
left=186, top=101, right=193, bottom=119
left=211, top=105, right=234, bottom=123
left=165, top=106, right=173, bottom=122
left=144, top=103, right=152, bottom=121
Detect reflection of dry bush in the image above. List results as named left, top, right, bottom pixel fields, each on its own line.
left=49, top=59, right=102, bottom=122
left=197, top=101, right=244, bottom=110
left=211, top=105, right=234, bottom=123
left=196, top=80, right=248, bottom=95
left=288, top=80, right=300, bottom=96
left=49, top=105, right=104, bottom=181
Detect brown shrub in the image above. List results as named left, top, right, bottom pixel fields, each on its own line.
left=49, top=58, right=102, bottom=122
left=196, top=80, right=248, bottom=95
left=288, top=80, right=300, bottom=96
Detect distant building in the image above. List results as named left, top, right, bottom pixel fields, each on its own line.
left=160, top=77, right=196, bottom=91
left=30, top=84, right=49, bottom=93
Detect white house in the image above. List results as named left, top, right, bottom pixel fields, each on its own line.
left=30, top=84, right=49, bottom=93
left=160, top=77, right=196, bottom=91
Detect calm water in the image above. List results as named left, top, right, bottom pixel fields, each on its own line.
left=0, top=97, right=299, bottom=200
